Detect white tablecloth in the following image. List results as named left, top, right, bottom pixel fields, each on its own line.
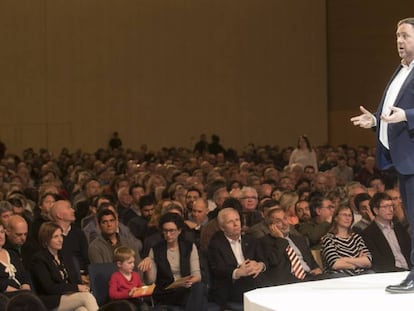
left=244, top=272, right=411, bottom=311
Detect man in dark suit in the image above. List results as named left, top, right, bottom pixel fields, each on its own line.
left=351, top=17, right=414, bottom=293
left=361, top=192, right=411, bottom=273
left=208, top=207, right=266, bottom=310
left=260, top=207, right=324, bottom=286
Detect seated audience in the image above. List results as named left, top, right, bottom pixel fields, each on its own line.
left=127, top=195, right=155, bottom=241
left=30, top=222, right=98, bottom=310
left=208, top=208, right=266, bottom=309
left=80, top=194, right=112, bottom=229
left=74, top=178, right=103, bottom=226
left=247, top=200, right=281, bottom=239
left=138, top=213, right=207, bottom=311
left=294, top=199, right=311, bottom=224
left=88, top=209, right=142, bottom=265
left=199, top=197, right=242, bottom=252
left=385, top=187, right=409, bottom=229
left=321, top=205, right=373, bottom=277
left=109, top=246, right=143, bottom=300
left=0, top=220, right=31, bottom=296
left=109, top=246, right=149, bottom=310
left=6, top=194, right=32, bottom=227
left=352, top=193, right=373, bottom=234
left=239, top=187, right=263, bottom=233
left=296, top=195, right=334, bottom=249
left=361, top=192, right=411, bottom=272
left=4, top=215, right=31, bottom=269
left=184, top=198, right=209, bottom=247
left=260, top=207, right=324, bottom=285
left=29, top=193, right=58, bottom=247
left=49, top=199, right=90, bottom=280
left=83, top=201, right=132, bottom=244
left=279, top=191, right=299, bottom=226
left=0, top=201, right=13, bottom=228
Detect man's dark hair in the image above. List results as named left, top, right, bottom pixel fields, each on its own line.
left=354, top=193, right=371, bottom=211
left=369, top=192, right=393, bottom=214
left=186, top=187, right=202, bottom=198
left=309, top=195, right=324, bottom=218
left=97, top=208, right=116, bottom=224
left=138, top=195, right=155, bottom=208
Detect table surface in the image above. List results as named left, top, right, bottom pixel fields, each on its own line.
left=244, top=272, right=411, bottom=311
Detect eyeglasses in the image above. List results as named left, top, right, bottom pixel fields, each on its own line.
left=162, top=228, right=178, bottom=234
left=379, top=204, right=394, bottom=209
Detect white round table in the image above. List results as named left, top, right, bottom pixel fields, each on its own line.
left=244, top=272, right=410, bottom=311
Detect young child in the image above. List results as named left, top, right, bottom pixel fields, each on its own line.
left=109, top=246, right=144, bottom=300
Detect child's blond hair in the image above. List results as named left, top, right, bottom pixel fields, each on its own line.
left=113, top=246, right=135, bottom=263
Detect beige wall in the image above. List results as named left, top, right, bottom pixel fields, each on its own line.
left=327, top=0, right=414, bottom=148
left=0, top=0, right=327, bottom=155
left=3, top=1, right=414, bottom=156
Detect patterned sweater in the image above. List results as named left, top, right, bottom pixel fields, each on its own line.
left=321, top=232, right=372, bottom=276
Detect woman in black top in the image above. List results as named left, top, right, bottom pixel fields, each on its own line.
left=30, top=222, right=98, bottom=310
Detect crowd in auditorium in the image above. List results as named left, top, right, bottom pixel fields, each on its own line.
left=0, top=133, right=409, bottom=311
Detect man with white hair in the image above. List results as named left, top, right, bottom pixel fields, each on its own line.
left=208, top=207, right=266, bottom=309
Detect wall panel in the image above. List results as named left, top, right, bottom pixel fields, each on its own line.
left=0, top=0, right=327, bottom=154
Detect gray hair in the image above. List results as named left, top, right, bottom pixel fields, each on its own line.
left=398, top=17, right=414, bottom=28
left=0, top=201, right=13, bottom=214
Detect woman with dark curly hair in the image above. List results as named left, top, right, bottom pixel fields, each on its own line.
left=138, top=213, right=207, bottom=311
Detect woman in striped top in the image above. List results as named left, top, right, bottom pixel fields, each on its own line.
left=321, top=204, right=373, bottom=276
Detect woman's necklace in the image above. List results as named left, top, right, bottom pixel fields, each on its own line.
left=168, top=245, right=178, bottom=261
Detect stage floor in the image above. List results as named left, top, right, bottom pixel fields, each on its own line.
left=244, top=271, right=411, bottom=311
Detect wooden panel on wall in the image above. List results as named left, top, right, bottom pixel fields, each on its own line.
left=0, top=0, right=327, bottom=155
left=328, top=110, right=376, bottom=148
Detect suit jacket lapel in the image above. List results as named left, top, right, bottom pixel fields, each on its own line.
left=241, top=236, right=252, bottom=260
left=222, top=234, right=240, bottom=266
left=377, top=65, right=402, bottom=115
left=395, top=65, right=414, bottom=107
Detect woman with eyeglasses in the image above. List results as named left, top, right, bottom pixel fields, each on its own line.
left=138, top=213, right=207, bottom=311
left=321, top=205, right=373, bottom=277
left=30, top=222, right=98, bottom=311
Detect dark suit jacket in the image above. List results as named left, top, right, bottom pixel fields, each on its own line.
left=30, top=249, right=81, bottom=310
left=260, top=233, right=320, bottom=286
left=375, top=65, right=414, bottom=174
left=207, top=231, right=266, bottom=308
left=361, top=220, right=411, bottom=272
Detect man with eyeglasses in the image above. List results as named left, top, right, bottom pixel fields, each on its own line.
left=296, top=195, right=334, bottom=250
left=386, top=188, right=409, bottom=228
left=239, top=187, right=263, bottom=234
left=361, top=192, right=411, bottom=273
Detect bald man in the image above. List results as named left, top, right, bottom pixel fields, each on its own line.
left=5, top=215, right=30, bottom=267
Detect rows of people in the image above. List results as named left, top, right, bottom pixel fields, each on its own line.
left=0, top=140, right=409, bottom=310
